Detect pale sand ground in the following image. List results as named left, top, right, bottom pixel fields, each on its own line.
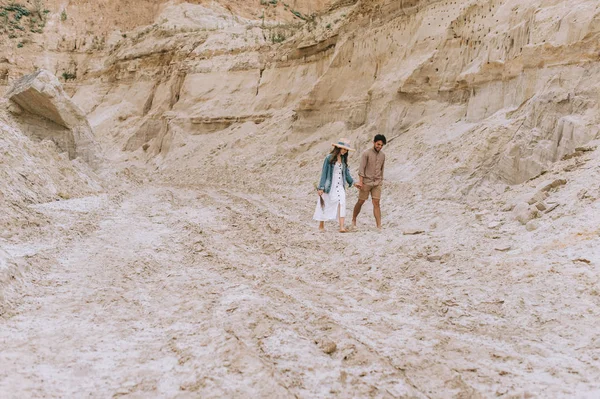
left=1, top=167, right=599, bottom=397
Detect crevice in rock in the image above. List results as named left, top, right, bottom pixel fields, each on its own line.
left=256, top=67, right=265, bottom=96
left=169, top=71, right=186, bottom=109
left=157, top=119, right=171, bottom=155
left=143, top=81, right=159, bottom=116
left=291, top=35, right=338, bottom=61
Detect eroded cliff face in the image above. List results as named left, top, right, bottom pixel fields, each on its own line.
left=291, top=0, right=600, bottom=185
left=28, top=0, right=595, bottom=187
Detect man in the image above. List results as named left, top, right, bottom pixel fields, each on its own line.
left=352, top=134, right=386, bottom=229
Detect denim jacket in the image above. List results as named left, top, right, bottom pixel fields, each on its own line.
left=318, top=154, right=354, bottom=193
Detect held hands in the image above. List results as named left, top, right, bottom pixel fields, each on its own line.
left=317, top=189, right=324, bottom=196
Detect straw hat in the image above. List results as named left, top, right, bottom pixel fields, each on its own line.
left=331, top=137, right=355, bottom=151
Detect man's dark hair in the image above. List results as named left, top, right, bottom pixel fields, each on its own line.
left=374, top=134, right=387, bottom=145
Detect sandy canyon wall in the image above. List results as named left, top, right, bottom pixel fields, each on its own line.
left=292, top=0, right=600, bottom=185
left=0, top=1, right=343, bottom=234
left=0, top=0, right=598, bottom=244
left=1, top=0, right=599, bottom=220
left=55, top=0, right=600, bottom=187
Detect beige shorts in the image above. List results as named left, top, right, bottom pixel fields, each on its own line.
left=358, top=184, right=382, bottom=201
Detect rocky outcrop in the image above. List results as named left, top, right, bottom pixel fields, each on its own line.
left=5, top=70, right=101, bottom=167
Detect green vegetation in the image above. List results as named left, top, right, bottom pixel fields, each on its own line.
left=271, top=31, right=285, bottom=43
left=0, top=2, right=50, bottom=40
left=16, top=42, right=23, bottom=48
left=4, top=4, right=30, bottom=20
left=289, top=8, right=315, bottom=23
left=62, top=72, right=76, bottom=81
left=60, top=10, right=67, bottom=21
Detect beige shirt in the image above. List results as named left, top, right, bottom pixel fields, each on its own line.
left=358, top=147, right=385, bottom=186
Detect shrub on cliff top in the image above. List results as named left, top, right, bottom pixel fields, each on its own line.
left=62, top=72, right=76, bottom=81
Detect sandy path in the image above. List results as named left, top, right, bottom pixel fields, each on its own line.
left=0, top=186, right=420, bottom=398
left=1, top=184, right=599, bottom=397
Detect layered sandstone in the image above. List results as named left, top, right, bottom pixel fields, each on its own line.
left=41, top=0, right=596, bottom=186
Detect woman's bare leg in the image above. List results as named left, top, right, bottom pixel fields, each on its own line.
left=319, top=221, right=325, bottom=231
left=338, top=204, right=346, bottom=232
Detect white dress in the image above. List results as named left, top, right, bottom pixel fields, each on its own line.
left=313, top=163, right=346, bottom=221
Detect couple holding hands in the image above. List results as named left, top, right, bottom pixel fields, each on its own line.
left=314, top=134, right=387, bottom=232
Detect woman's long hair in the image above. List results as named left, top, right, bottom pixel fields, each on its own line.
left=329, top=146, right=348, bottom=166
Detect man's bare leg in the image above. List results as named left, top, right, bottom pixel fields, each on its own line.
left=352, top=199, right=366, bottom=227
left=373, top=199, right=381, bottom=229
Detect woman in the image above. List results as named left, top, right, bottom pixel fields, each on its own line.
left=313, top=138, right=358, bottom=232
